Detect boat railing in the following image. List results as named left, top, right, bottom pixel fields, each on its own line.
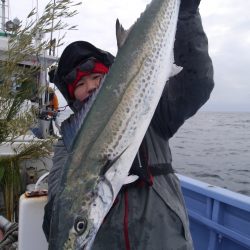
left=178, top=174, right=250, bottom=250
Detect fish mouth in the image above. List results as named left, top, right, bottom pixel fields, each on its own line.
left=74, top=233, right=90, bottom=250
left=81, top=242, right=88, bottom=250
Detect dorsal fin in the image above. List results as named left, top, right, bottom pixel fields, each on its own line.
left=116, top=19, right=133, bottom=49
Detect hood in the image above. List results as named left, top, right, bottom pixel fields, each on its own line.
left=50, top=41, right=115, bottom=111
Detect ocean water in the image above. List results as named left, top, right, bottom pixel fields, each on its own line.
left=170, top=111, right=250, bottom=196
left=58, top=109, right=250, bottom=196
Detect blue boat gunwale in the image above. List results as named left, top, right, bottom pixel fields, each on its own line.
left=178, top=174, right=250, bottom=250
left=177, top=174, right=250, bottom=212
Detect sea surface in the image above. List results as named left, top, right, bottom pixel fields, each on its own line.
left=170, top=111, right=250, bottom=196
left=58, top=110, right=250, bottom=196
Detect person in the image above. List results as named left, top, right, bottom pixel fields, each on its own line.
left=47, top=87, right=59, bottom=116
left=0, top=216, right=18, bottom=249
left=46, top=87, right=60, bottom=136
left=43, top=0, right=214, bottom=249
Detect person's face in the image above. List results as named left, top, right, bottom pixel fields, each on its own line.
left=74, top=73, right=103, bottom=102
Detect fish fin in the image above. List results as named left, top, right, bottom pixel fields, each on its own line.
left=124, top=175, right=139, bottom=185
left=169, top=50, right=182, bottom=78
left=170, top=64, right=182, bottom=78
left=100, top=146, right=129, bottom=176
left=116, top=19, right=133, bottom=49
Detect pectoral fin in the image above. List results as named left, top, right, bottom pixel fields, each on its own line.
left=170, top=64, right=182, bottom=77
left=100, top=146, right=129, bottom=176
left=123, top=175, right=139, bottom=185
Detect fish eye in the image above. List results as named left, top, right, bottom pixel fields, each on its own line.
left=74, top=216, right=88, bottom=235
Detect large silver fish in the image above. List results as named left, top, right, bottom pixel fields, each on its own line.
left=49, top=0, right=181, bottom=249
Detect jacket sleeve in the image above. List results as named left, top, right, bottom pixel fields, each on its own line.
left=151, top=10, right=214, bottom=139
left=43, top=139, right=69, bottom=241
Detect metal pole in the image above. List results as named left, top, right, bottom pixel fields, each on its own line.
left=49, top=0, right=56, bottom=56
left=1, top=0, right=6, bottom=31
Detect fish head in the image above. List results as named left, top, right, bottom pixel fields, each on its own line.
left=49, top=189, right=98, bottom=250
left=50, top=166, right=113, bottom=249
left=63, top=189, right=111, bottom=250
left=64, top=213, right=94, bottom=250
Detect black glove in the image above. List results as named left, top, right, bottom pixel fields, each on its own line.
left=179, top=0, right=201, bottom=14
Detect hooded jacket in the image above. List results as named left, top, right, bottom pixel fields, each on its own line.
left=43, top=7, right=214, bottom=250
left=50, top=41, right=115, bottom=112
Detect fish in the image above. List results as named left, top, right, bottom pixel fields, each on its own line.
left=49, top=0, right=181, bottom=249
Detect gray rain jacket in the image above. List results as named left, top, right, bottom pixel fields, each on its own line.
left=43, top=10, right=214, bottom=250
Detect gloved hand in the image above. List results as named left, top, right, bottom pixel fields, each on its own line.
left=0, top=222, right=18, bottom=250
left=179, top=0, right=201, bottom=14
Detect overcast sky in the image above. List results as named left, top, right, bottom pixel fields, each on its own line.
left=8, top=0, right=250, bottom=112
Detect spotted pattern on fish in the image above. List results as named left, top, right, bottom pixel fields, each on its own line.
left=48, top=0, right=181, bottom=249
